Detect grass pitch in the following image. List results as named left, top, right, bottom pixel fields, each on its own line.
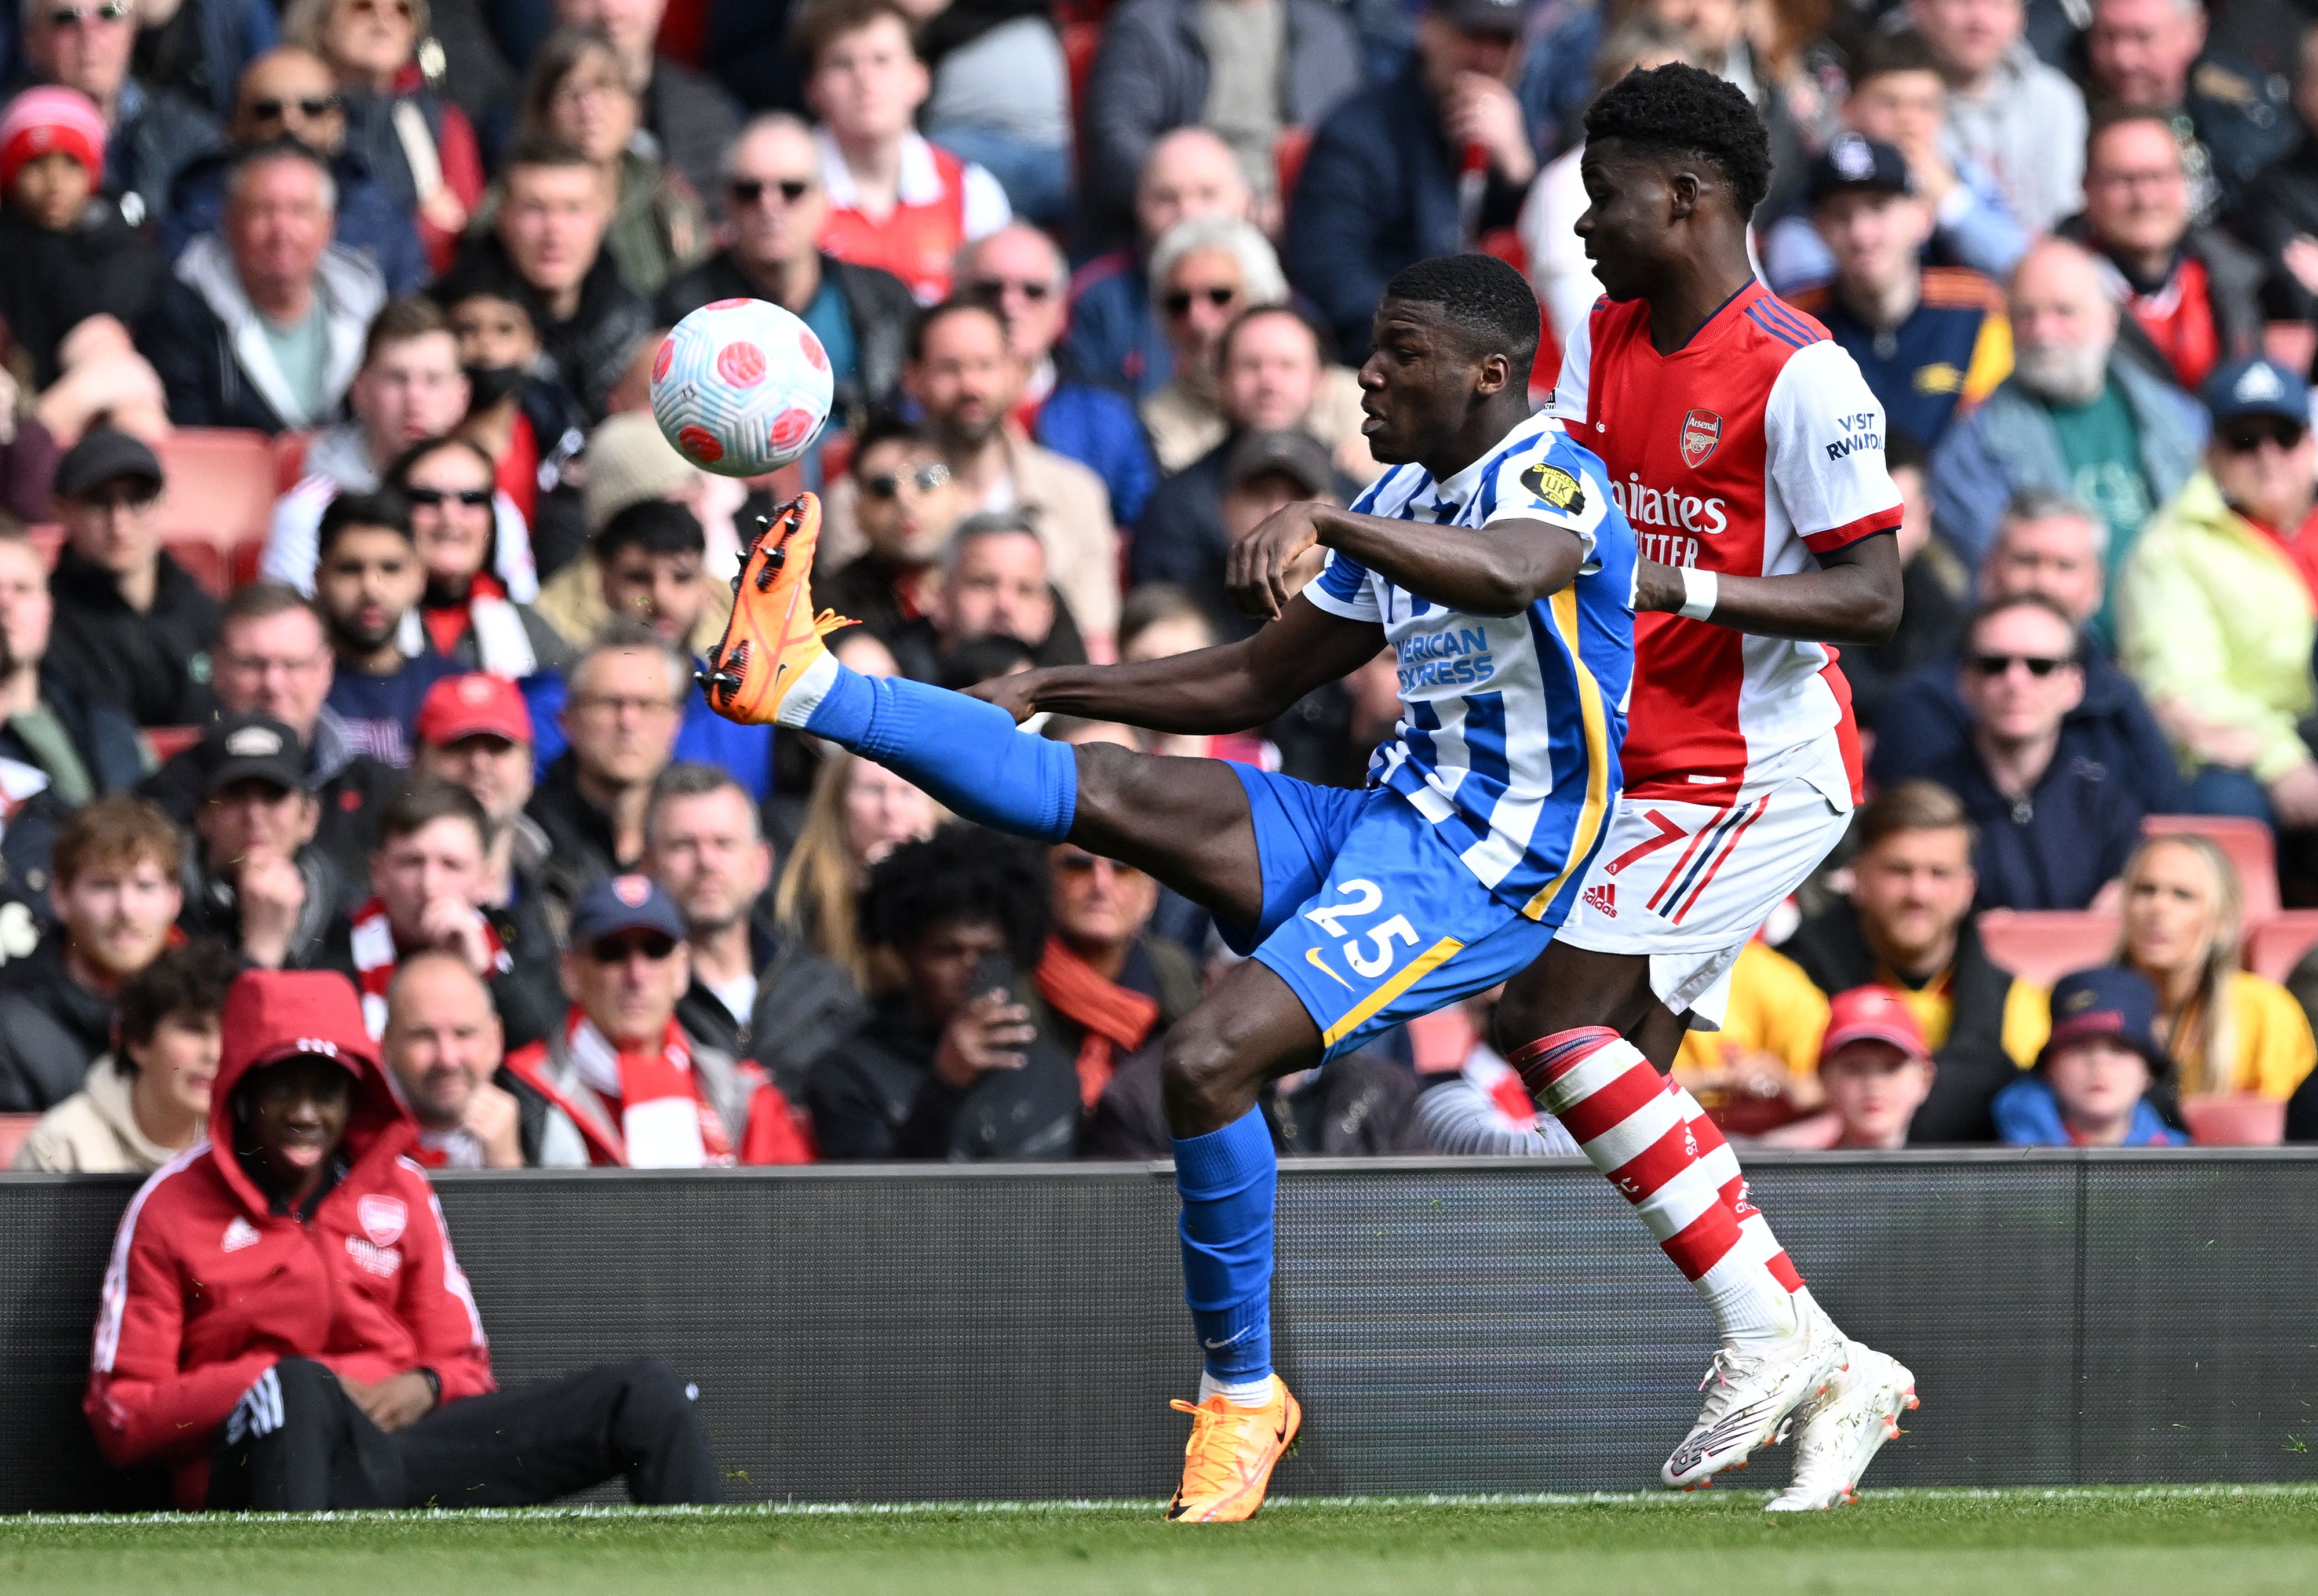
left=5, top=1485, right=2315, bottom=1596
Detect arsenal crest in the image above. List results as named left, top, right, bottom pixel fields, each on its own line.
left=1679, top=409, right=1722, bottom=469
left=357, top=1194, right=407, bottom=1248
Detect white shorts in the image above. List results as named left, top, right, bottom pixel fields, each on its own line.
left=1554, top=774, right=1849, bottom=1030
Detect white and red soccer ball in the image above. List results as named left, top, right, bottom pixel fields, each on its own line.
left=648, top=298, right=833, bottom=478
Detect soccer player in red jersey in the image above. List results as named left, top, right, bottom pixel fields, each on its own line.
left=1491, top=65, right=1918, bottom=1509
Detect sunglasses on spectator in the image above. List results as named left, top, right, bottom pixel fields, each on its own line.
left=405, top=486, right=494, bottom=508
left=861, top=463, right=952, bottom=500
left=1163, top=286, right=1240, bottom=318
left=47, top=2, right=132, bottom=24
left=1969, top=652, right=2072, bottom=679
left=971, top=277, right=1052, bottom=303
left=2219, top=421, right=2307, bottom=454
left=249, top=95, right=342, bottom=122
left=588, top=932, right=679, bottom=964
left=1054, top=849, right=1143, bottom=879
left=728, top=177, right=812, bottom=206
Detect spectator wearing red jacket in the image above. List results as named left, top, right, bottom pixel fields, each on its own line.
left=85, top=967, right=720, bottom=1510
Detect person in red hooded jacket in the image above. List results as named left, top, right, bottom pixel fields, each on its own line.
left=84, top=967, right=721, bottom=1511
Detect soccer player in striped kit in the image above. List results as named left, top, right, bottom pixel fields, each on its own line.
left=1493, top=63, right=1920, bottom=1510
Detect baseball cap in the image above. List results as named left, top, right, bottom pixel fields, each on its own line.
left=416, top=672, right=535, bottom=748
left=1819, top=985, right=1933, bottom=1066
left=221, top=968, right=378, bottom=1081
left=568, top=873, right=687, bottom=947
left=2200, top=356, right=2312, bottom=430
left=201, top=713, right=306, bottom=799
left=1807, top=133, right=1912, bottom=207
left=53, top=426, right=164, bottom=501
left=1224, top=428, right=1335, bottom=498
left=1428, top=0, right=1530, bottom=33
left=2039, top=967, right=2170, bottom=1073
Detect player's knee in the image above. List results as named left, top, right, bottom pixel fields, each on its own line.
left=1160, top=1012, right=1258, bottom=1122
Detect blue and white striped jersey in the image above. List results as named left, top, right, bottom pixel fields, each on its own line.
left=1304, top=409, right=1637, bottom=920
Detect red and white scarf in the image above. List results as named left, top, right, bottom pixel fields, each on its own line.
left=349, top=897, right=510, bottom=1039
left=505, top=1010, right=733, bottom=1168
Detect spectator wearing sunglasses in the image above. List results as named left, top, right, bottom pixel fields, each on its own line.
left=1033, top=839, right=1202, bottom=1116
left=114, top=0, right=279, bottom=122
left=436, top=267, right=591, bottom=570
left=12, top=0, right=224, bottom=230
left=821, top=413, right=971, bottom=672
left=655, top=113, right=917, bottom=431
left=388, top=435, right=573, bottom=684
left=160, top=45, right=424, bottom=293
left=1915, top=592, right=2144, bottom=912
left=1138, top=215, right=1291, bottom=475
left=2120, top=358, right=2318, bottom=834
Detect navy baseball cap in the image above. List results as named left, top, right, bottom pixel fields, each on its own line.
left=568, top=873, right=686, bottom=947
left=2200, top=356, right=2312, bottom=430
left=1808, top=133, right=1912, bottom=206
left=2039, top=967, right=2170, bottom=1074
left=1430, top=0, right=1530, bottom=34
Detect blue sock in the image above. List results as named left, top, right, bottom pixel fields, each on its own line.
left=1173, top=1108, right=1277, bottom=1385
left=802, top=665, right=1077, bottom=841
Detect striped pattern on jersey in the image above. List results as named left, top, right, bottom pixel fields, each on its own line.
left=1305, top=409, right=1636, bottom=918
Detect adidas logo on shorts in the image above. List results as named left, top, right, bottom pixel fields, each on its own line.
left=1583, top=882, right=1617, bottom=918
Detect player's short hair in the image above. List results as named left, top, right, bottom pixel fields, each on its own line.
left=789, top=0, right=919, bottom=69
left=54, top=795, right=185, bottom=888
left=362, top=296, right=452, bottom=370
left=596, top=498, right=707, bottom=563
left=576, top=617, right=692, bottom=702
left=377, top=779, right=491, bottom=852
left=1855, top=779, right=1976, bottom=854
left=115, top=940, right=239, bottom=1065
left=1381, top=253, right=1541, bottom=373
left=1584, top=62, right=1774, bottom=219
left=223, top=135, right=337, bottom=212
left=316, top=489, right=413, bottom=560
left=1849, top=30, right=1944, bottom=87
left=860, top=822, right=1050, bottom=967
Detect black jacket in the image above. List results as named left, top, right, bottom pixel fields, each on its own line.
left=178, top=844, right=357, bottom=973
left=1782, top=899, right=2023, bottom=1145
left=140, top=708, right=403, bottom=891
left=655, top=251, right=917, bottom=428
left=0, top=935, right=118, bottom=1113
left=673, top=919, right=866, bottom=1103
left=43, top=546, right=220, bottom=729
left=0, top=203, right=164, bottom=388
left=820, top=555, right=1089, bottom=683
left=808, top=991, right=1082, bottom=1160
left=1083, top=1044, right=1427, bottom=1160
left=2230, top=132, right=2318, bottom=319
left=523, top=752, right=632, bottom=912
left=0, top=670, right=150, bottom=801
left=453, top=234, right=653, bottom=424
left=1843, top=548, right=1971, bottom=732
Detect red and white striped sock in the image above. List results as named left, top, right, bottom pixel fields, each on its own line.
left=1511, top=1026, right=1802, bottom=1349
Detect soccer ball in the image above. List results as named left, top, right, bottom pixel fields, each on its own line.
left=649, top=298, right=834, bottom=477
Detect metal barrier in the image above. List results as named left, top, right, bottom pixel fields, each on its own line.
left=5, top=1151, right=2317, bottom=1513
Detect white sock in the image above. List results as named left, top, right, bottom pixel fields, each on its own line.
left=1198, top=1371, right=1274, bottom=1406
left=774, top=649, right=839, bottom=728
left=1697, top=1261, right=1801, bottom=1352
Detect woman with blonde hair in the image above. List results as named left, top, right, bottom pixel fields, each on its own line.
left=774, top=748, right=942, bottom=990
left=2114, top=833, right=2316, bottom=1101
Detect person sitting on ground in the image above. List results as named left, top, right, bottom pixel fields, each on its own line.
left=1750, top=985, right=1940, bottom=1151
left=139, top=583, right=403, bottom=891
left=0, top=527, right=146, bottom=803
left=1918, top=593, right=2146, bottom=910
left=2112, top=832, right=2317, bottom=1105
left=388, top=435, right=573, bottom=684
left=314, top=490, right=461, bottom=768
left=381, top=948, right=525, bottom=1169
left=0, top=795, right=187, bottom=1113
left=793, top=0, right=1011, bottom=304
left=10, top=938, right=237, bottom=1171
left=138, top=137, right=388, bottom=432
left=808, top=823, right=1080, bottom=1160
left=643, top=763, right=862, bottom=1109
left=159, top=45, right=425, bottom=292
left=2120, top=356, right=2318, bottom=833
left=1782, top=780, right=2051, bottom=1142
left=1993, top=965, right=2187, bottom=1146
left=84, top=966, right=724, bottom=1511
left=178, top=712, right=355, bottom=971
left=524, top=622, right=686, bottom=905
left=501, top=871, right=802, bottom=1165
left=41, top=427, right=221, bottom=730
left=772, top=747, right=941, bottom=993
left=435, top=267, right=591, bottom=573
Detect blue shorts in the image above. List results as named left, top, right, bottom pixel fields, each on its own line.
left=1220, top=766, right=1562, bottom=1063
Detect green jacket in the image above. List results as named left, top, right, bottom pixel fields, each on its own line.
left=2119, top=469, right=2316, bottom=782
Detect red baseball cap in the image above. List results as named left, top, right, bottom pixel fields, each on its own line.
left=1819, top=985, right=1932, bottom=1066
left=416, top=672, right=533, bottom=748
left=220, top=969, right=378, bottom=1083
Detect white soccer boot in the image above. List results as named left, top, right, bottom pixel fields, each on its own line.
left=1660, top=1298, right=1849, bottom=1489
left=1763, top=1342, right=1919, bottom=1511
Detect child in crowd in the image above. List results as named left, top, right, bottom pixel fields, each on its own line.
left=1995, top=968, right=2187, bottom=1147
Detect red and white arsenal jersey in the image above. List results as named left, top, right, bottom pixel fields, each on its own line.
left=1557, top=281, right=1901, bottom=809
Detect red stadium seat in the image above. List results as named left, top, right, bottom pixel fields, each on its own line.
left=0, top=1113, right=38, bottom=1167
left=270, top=428, right=316, bottom=493
left=1407, top=1007, right=1477, bottom=1074
left=2245, top=910, right=2318, bottom=983
left=154, top=428, right=278, bottom=547
left=1976, top=910, right=2122, bottom=988
left=2179, top=1093, right=2286, bottom=1146
left=144, top=726, right=202, bottom=763
left=229, top=538, right=266, bottom=591
left=2143, top=814, right=2279, bottom=921
left=163, top=539, right=232, bottom=600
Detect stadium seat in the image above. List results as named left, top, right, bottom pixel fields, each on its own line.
left=154, top=429, right=278, bottom=548
left=270, top=428, right=316, bottom=493
left=144, top=726, right=202, bottom=763
left=0, top=1113, right=38, bottom=1167
left=1275, top=125, right=1314, bottom=209
left=1975, top=909, right=2122, bottom=987
left=163, top=539, right=232, bottom=600
left=2245, top=910, right=2318, bottom=983
left=2143, top=814, right=2279, bottom=920
left=1407, top=1007, right=1477, bottom=1074
left=2178, top=1092, right=2286, bottom=1146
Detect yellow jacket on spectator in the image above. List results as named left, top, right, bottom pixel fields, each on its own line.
left=2119, top=470, right=2317, bottom=784
left=2166, top=969, right=2318, bottom=1100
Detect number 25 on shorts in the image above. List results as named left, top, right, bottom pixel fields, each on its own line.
left=1303, top=879, right=1418, bottom=982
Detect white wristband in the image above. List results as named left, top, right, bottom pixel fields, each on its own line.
left=1678, top=566, right=1719, bottom=621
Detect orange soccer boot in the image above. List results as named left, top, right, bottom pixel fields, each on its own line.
left=1165, top=1376, right=1302, bottom=1524
left=698, top=493, right=854, bottom=727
